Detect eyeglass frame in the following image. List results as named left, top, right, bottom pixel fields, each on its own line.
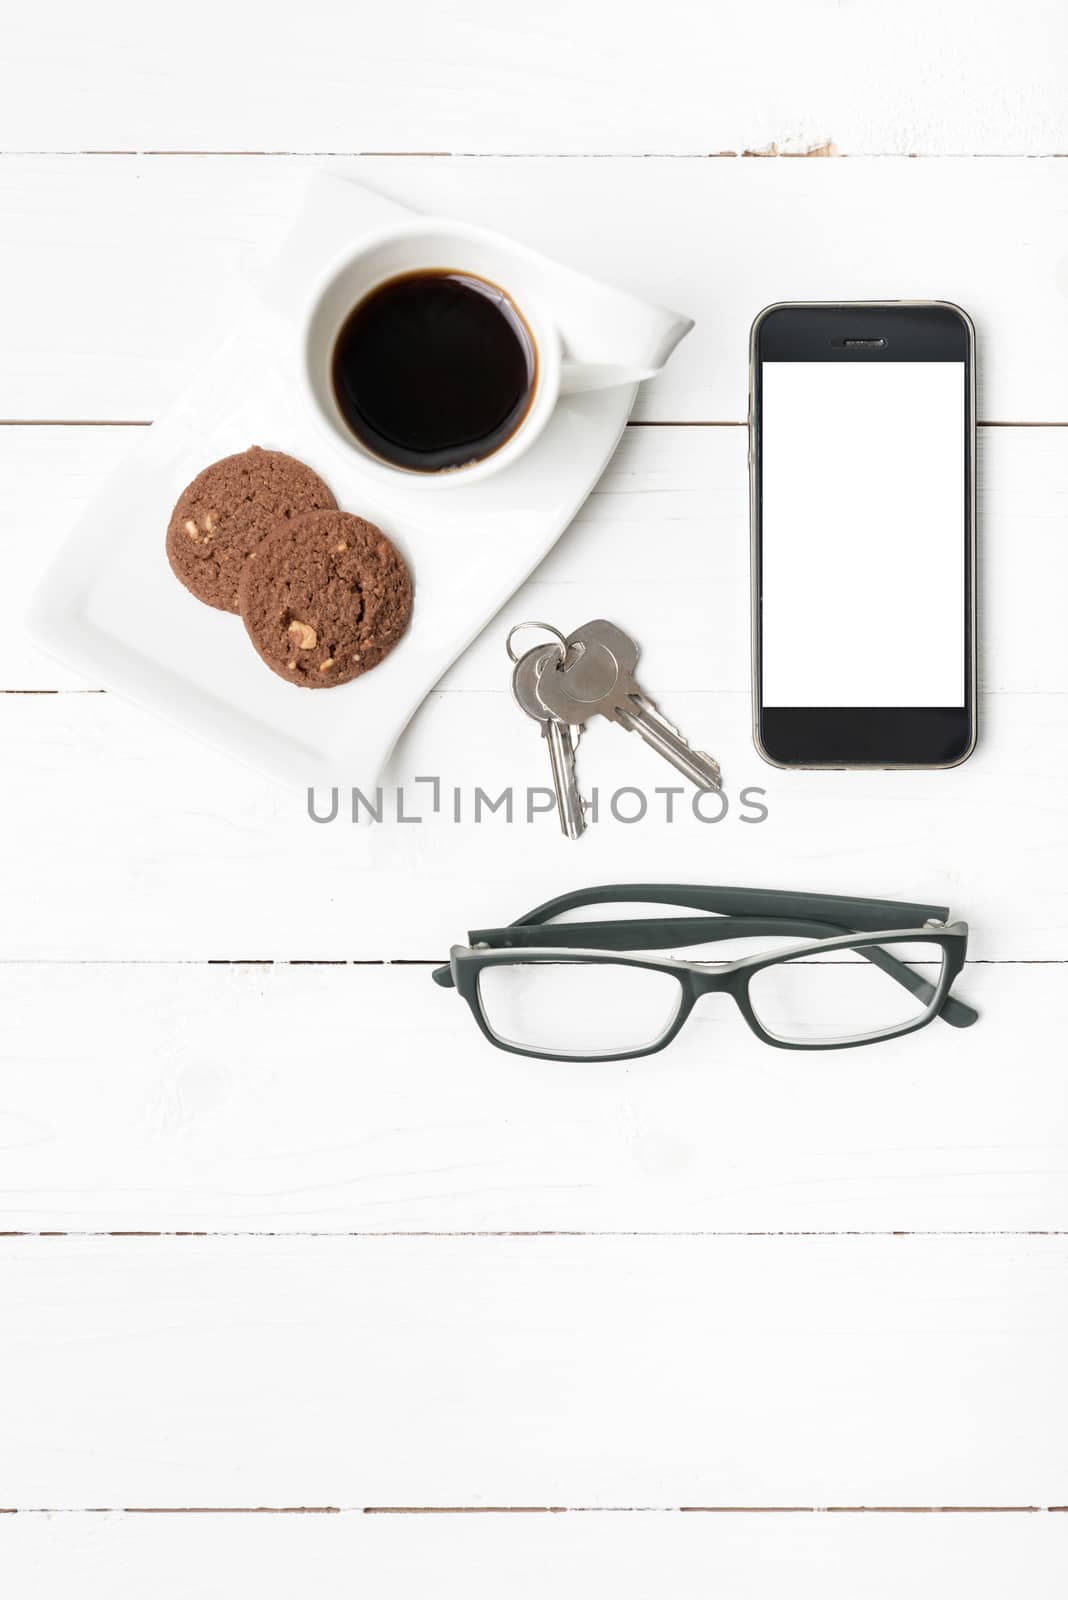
left=432, top=882, right=976, bottom=1061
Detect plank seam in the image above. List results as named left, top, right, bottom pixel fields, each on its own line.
left=0, top=958, right=1060, bottom=967
left=0, top=150, right=1066, bottom=160
left=1, top=1230, right=1065, bottom=1239
left=0, top=1503, right=1064, bottom=1515
left=1, top=418, right=1064, bottom=427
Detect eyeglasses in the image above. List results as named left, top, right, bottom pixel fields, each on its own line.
left=432, top=883, right=977, bottom=1061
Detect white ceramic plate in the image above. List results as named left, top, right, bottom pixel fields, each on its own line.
left=29, top=175, right=690, bottom=793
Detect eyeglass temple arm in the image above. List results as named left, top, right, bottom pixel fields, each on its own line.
left=433, top=904, right=976, bottom=1028
left=509, top=884, right=976, bottom=1028
left=477, top=915, right=975, bottom=1027
left=512, top=883, right=953, bottom=932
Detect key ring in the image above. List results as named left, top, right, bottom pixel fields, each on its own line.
left=505, top=621, right=569, bottom=665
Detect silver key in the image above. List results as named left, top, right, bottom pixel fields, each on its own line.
left=535, top=619, right=722, bottom=792
left=512, top=643, right=587, bottom=838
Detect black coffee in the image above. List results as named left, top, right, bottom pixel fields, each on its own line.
left=331, top=270, right=537, bottom=472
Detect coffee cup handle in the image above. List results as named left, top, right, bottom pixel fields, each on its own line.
left=558, top=361, right=664, bottom=394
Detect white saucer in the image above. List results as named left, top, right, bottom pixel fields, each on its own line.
left=29, top=174, right=689, bottom=793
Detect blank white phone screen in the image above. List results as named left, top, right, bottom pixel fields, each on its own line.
left=760, top=362, right=965, bottom=707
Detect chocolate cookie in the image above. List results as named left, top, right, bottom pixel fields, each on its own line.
left=238, top=511, right=412, bottom=688
left=166, top=447, right=337, bottom=612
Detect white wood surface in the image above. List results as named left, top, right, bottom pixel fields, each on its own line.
left=6, top=423, right=1068, bottom=692
left=1, top=1, right=1064, bottom=155
left=3, top=424, right=1067, bottom=959
left=6, top=1512, right=1067, bottom=1600
left=4, top=1512, right=1068, bottom=1599
left=2, top=1235, right=1065, bottom=1506
left=0, top=962, right=1063, bottom=1234
left=3, top=1, right=1067, bottom=1585
left=3, top=685, right=1066, bottom=959
left=2, top=156, right=1066, bottom=422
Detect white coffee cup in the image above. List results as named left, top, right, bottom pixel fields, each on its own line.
left=300, top=218, right=692, bottom=488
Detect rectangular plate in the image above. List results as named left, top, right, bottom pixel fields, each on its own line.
left=28, top=174, right=681, bottom=792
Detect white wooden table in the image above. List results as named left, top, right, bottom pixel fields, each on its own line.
left=3, top=3, right=1067, bottom=1592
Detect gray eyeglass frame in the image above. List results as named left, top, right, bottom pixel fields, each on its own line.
left=432, top=883, right=976, bottom=1061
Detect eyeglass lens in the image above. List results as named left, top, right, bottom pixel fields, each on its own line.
left=747, top=938, right=946, bottom=1044
left=477, top=960, right=683, bottom=1057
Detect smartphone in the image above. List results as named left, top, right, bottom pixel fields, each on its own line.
left=749, top=301, right=976, bottom=768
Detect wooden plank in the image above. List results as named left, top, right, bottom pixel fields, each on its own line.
left=4, top=1510, right=1067, bottom=1599
left=0, top=681, right=1064, bottom=960
left=1, top=424, right=136, bottom=688
left=9, top=428, right=1066, bottom=958
left=0, top=157, right=1066, bottom=422
left=0, top=962, right=1063, bottom=1234
left=0, top=1235, right=1064, bottom=1506
left=0, top=2, right=1062, bottom=156
left=5, top=423, right=1066, bottom=692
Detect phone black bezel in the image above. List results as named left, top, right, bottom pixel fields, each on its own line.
left=750, top=301, right=976, bottom=768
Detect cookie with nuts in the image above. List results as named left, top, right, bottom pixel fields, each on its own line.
left=166, top=446, right=337, bottom=612
left=237, top=510, right=412, bottom=688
